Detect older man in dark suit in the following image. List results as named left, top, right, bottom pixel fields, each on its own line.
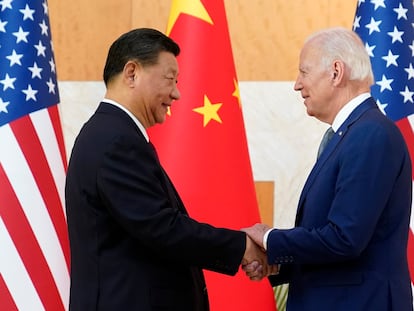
left=243, top=27, right=413, bottom=311
left=65, top=28, right=270, bottom=311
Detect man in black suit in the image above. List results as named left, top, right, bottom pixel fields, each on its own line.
left=65, top=28, right=270, bottom=311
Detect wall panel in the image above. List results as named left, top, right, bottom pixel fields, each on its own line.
left=225, top=0, right=357, bottom=80
left=131, top=0, right=170, bottom=30
left=49, top=0, right=133, bottom=80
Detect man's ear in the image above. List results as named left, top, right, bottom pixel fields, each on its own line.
left=332, top=60, right=345, bottom=85
left=123, top=61, right=139, bottom=85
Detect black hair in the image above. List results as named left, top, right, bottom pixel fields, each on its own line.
left=103, top=28, right=180, bottom=85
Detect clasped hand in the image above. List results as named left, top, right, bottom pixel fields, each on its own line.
left=241, top=223, right=278, bottom=281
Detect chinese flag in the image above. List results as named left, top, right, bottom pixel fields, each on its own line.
left=149, top=0, right=277, bottom=310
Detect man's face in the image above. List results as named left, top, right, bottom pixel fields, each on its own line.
left=134, top=51, right=180, bottom=127
left=294, top=42, right=335, bottom=122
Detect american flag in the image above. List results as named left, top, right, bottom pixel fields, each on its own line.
left=0, top=0, right=69, bottom=310
left=353, top=0, right=414, bottom=304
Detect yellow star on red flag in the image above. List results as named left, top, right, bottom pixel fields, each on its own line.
left=232, top=78, right=242, bottom=108
left=193, top=95, right=222, bottom=127
left=166, top=0, right=213, bottom=35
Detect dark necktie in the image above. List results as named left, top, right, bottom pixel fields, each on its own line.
left=317, top=127, right=334, bottom=159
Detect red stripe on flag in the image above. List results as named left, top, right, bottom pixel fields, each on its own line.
left=396, top=118, right=414, bottom=176
left=10, top=115, right=70, bottom=268
left=0, top=164, right=65, bottom=310
left=48, top=105, right=68, bottom=171
left=0, top=274, right=18, bottom=311
left=408, top=230, right=414, bottom=282
left=396, top=116, right=414, bottom=286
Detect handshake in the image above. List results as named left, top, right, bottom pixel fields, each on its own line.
left=241, top=223, right=278, bottom=281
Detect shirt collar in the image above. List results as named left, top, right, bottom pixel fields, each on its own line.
left=331, top=92, right=371, bottom=132
left=102, top=98, right=149, bottom=142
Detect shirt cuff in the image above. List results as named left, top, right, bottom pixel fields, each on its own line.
left=263, top=228, right=273, bottom=250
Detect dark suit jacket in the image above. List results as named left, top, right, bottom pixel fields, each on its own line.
left=65, top=102, right=246, bottom=311
left=268, top=98, right=413, bottom=311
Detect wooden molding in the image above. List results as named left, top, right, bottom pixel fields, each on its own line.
left=254, top=181, right=274, bottom=227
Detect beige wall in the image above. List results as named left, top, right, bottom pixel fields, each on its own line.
left=48, top=0, right=357, bottom=81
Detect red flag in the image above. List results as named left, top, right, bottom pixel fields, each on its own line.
left=0, top=1, right=69, bottom=310
left=149, top=0, right=277, bottom=310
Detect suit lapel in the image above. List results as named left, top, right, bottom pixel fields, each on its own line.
left=160, top=167, right=188, bottom=214
left=97, top=102, right=189, bottom=214
left=296, top=98, right=378, bottom=223
left=148, top=142, right=188, bottom=215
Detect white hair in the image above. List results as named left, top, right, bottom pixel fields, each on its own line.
left=305, top=27, right=374, bottom=84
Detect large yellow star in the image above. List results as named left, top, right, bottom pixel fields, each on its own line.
left=232, top=78, right=242, bottom=108
left=166, top=0, right=213, bottom=36
left=193, top=95, right=222, bottom=127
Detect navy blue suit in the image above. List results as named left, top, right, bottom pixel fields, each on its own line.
left=268, top=98, right=413, bottom=310
left=65, top=102, right=246, bottom=311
